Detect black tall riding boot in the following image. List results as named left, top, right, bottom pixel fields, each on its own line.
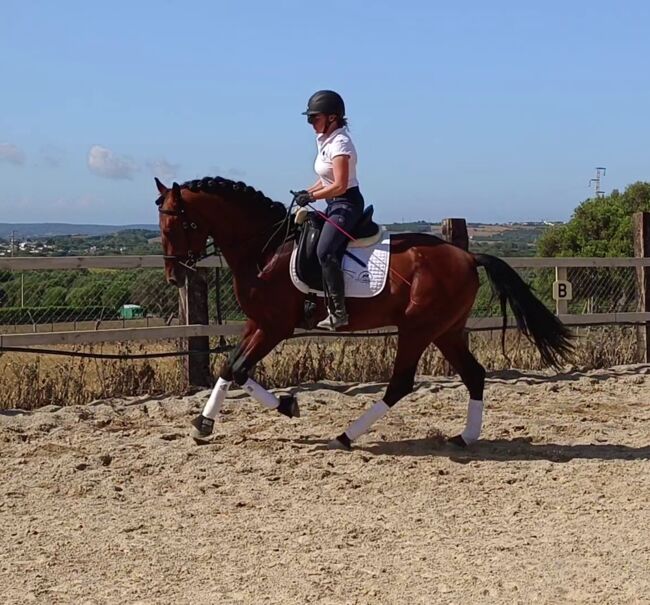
left=317, top=259, right=349, bottom=330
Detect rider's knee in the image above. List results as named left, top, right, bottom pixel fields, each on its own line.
left=317, top=250, right=339, bottom=267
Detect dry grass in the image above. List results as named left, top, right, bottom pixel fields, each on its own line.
left=0, top=326, right=641, bottom=410
left=256, top=326, right=640, bottom=388
left=0, top=342, right=186, bottom=410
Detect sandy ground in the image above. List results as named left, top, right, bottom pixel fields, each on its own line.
left=1, top=365, right=649, bottom=605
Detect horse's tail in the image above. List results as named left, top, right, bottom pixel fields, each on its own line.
left=473, top=253, right=574, bottom=368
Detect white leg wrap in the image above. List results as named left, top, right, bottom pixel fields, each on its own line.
left=461, top=399, right=484, bottom=444
left=345, top=400, right=391, bottom=441
left=241, top=378, right=279, bottom=410
left=202, top=378, right=231, bottom=420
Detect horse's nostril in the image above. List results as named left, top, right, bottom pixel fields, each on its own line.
left=168, top=276, right=177, bottom=287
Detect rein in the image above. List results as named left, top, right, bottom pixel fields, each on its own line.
left=256, top=200, right=297, bottom=274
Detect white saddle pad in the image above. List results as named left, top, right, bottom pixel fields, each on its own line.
left=289, top=234, right=391, bottom=298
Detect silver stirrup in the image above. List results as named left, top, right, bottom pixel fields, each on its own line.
left=317, top=313, right=348, bottom=331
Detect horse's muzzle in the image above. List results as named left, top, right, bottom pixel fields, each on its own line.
left=165, top=262, right=187, bottom=288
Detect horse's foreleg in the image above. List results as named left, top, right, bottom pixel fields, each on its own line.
left=191, top=324, right=297, bottom=442
left=328, top=329, right=432, bottom=451
left=434, top=330, right=486, bottom=446
left=229, top=327, right=299, bottom=417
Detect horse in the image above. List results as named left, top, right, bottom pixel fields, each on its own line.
left=155, top=176, right=573, bottom=450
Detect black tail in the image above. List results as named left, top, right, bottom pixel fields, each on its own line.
left=473, top=253, right=574, bottom=368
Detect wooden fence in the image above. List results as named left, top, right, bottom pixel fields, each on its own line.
left=2, top=254, right=649, bottom=337
left=2, top=212, right=650, bottom=385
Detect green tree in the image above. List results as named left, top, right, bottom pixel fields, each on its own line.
left=102, top=284, right=131, bottom=309
left=538, top=182, right=650, bottom=257
left=66, top=283, right=106, bottom=307
left=535, top=182, right=650, bottom=314
left=129, top=270, right=177, bottom=317
left=42, top=286, right=68, bottom=307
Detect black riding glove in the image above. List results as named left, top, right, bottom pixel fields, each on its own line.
left=293, top=190, right=313, bottom=207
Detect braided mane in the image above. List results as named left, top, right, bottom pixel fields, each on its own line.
left=181, top=176, right=286, bottom=217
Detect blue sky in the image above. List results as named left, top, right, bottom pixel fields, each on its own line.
left=1, top=0, right=649, bottom=225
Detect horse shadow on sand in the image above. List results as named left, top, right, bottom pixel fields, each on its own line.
left=289, top=364, right=650, bottom=397
left=287, top=436, right=650, bottom=463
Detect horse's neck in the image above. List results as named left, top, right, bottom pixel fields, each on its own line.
left=219, top=242, right=263, bottom=279
left=202, top=197, right=289, bottom=304
left=217, top=225, right=286, bottom=282
left=218, top=240, right=288, bottom=316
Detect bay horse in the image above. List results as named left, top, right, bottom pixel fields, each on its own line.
left=155, top=176, right=573, bottom=450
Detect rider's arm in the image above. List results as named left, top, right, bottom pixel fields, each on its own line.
left=307, top=179, right=325, bottom=194
left=311, top=155, right=349, bottom=200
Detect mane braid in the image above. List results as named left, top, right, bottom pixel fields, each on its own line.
left=181, top=175, right=285, bottom=215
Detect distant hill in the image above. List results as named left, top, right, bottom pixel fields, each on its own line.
left=0, top=223, right=159, bottom=238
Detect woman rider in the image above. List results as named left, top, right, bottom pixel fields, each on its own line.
left=293, top=90, right=365, bottom=330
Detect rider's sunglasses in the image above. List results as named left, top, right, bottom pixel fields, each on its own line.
left=306, top=113, right=321, bottom=124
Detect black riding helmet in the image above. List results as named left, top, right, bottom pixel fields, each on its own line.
left=302, top=90, right=345, bottom=117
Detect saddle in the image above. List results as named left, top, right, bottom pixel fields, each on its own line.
left=293, top=205, right=383, bottom=291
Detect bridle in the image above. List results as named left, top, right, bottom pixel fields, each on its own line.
left=156, top=189, right=216, bottom=271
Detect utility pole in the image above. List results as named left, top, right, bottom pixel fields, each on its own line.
left=10, top=230, right=24, bottom=307
left=589, top=167, right=606, bottom=198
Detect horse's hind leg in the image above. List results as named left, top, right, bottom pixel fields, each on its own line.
left=328, top=328, right=432, bottom=450
left=433, top=329, right=486, bottom=446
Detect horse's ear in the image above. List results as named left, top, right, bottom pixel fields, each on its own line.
left=171, top=182, right=181, bottom=198
left=155, top=177, right=168, bottom=195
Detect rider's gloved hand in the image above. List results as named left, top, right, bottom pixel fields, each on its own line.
left=293, top=190, right=313, bottom=207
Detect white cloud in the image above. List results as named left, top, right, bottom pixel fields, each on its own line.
left=147, top=158, right=180, bottom=181
left=0, top=143, right=26, bottom=165
left=87, top=145, right=137, bottom=180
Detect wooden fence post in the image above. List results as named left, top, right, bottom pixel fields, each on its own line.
left=441, top=218, right=470, bottom=374
left=441, top=218, right=470, bottom=251
left=178, top=267, right=211, bottom=387
left=633, top=212, right=650, bottom=363
left=555, top=266, right=569, bottom=315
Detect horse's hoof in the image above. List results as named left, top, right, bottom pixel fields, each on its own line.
left=190, top=414, right=214, bottom=443
left=277, top=394, right=300, bottom=419
left=327, top=433, right=352, bottom=451
left=447, top=434, right=468, bottom=448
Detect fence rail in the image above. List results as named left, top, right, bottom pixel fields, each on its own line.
left=1, top=254, right=649, bottom=345
left=4, top=255, right=650, bottom=271
left=0, top=256, right=227, bottom=270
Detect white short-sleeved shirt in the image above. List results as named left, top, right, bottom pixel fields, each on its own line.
left=314, top=127, right=359, bottom=189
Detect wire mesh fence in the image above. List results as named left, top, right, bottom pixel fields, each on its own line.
left=0, top=266, right=242, bottom=334
left=0, top=259, right=643, bottom=335
left=472, top=266, right=639, bottom=317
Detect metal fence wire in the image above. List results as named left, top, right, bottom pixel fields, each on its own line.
left=0, top=266, right=242, bottom=334
left=472, top=266, right=638, bottom=317
left=0, top=262, right=642, bottom=335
